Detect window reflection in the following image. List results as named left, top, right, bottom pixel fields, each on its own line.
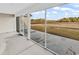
left=31, top=10, right=45, bottom=46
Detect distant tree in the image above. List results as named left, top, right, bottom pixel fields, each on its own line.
left=58, top=17, right=79, bottom=22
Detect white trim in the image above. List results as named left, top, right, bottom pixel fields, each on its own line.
left=27, top=13, right=31, bottom=40
left=45, top=10, right=47, bottom=48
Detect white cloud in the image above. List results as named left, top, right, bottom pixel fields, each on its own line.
left=73, top=4, right=79, bottom=7
left=52, top=11, right=58, bottom=14
left=60, top=7, right=74, bottom=12
left=53, top=7, right=74, bottom=12
left=72, top=11, right=79, bottom=15
left=53, top=7, right=60, bottom=10
left=73, top=13, right=78, bottom=15
left=73, top=11, right=79, bottom=13
left=47, top=11, right=58, bottom=15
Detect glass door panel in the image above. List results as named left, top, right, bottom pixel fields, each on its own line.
left=23, top=16, right=28, bottom=36
left=19, top=17, right=24, bottom=35
left=31, top=10, right=45, bottom=46
left=46, top=3, right=79, bottom=55
left=16, top=17, right=20, bottom=32
left=24, top=23, right=28, bottom=36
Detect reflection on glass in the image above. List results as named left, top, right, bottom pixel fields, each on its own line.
left=31, top=10, right=45, bottom=46
left=24, top=23, right=28, bottom=36
left=30, top=3, right=79, bottom=55
left=19, top=18, right=24, bottom=35
left=16, top=17, right=20, bottom=32
left=23, top=16, right=28, bottom=36
left=46, top=3, right=79, bottom=55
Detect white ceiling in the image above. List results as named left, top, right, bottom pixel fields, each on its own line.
left=0, top=3, right=34, bottom=14
left=0, top=3, right=65, bottom=15
left=16, top=3, right=65, bottom=16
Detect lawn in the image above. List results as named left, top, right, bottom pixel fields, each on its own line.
left=31, top=23, right=79, bottom=41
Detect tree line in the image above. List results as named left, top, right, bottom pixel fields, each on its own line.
left=31, top=17, right=79, bottom=24
left=58, top=17, right=79, bottom=22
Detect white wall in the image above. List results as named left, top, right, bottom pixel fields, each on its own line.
left=0, top=14, right=16, bottom=33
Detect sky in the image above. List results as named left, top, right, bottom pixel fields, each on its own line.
left=31, top=3, right=79, bottom=20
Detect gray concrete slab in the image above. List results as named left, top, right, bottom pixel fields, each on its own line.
left=0, top=32, right=52, bottom=55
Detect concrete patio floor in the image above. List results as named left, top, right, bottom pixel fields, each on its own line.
left=31, top=30, right=79, bottom=55
left=0, top=32, right=52, bottom=55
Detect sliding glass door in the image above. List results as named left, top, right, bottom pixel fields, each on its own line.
left=16, top=17, right=20, bottom=32
left=46, top=3, right=79, bottom=55
left=31, top=10, right=45, bottom=46
left=16, top=16, right=24, bottom=35
left=29, top=3, right=79, bottom=55
left=23, top=16, right=28, bottom=36
left=19, top=17, right=24, bottom=35
left=46, top=7, right=68, bottom=54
